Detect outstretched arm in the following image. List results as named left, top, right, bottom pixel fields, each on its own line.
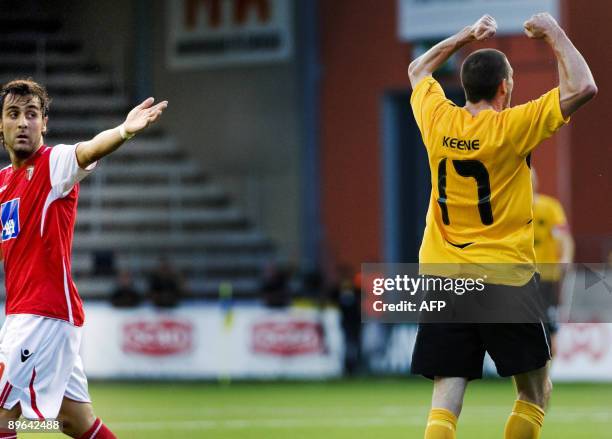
left=75, top=97, right=168, bottom=168
left=524, top=13, right=597, bottom=118
left=408, top=15, right=497, bottom=88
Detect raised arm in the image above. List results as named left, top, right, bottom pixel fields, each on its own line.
left=524, top=13, right=597, bottom=118
left=408, top=15, right=497, bottom=88
left=75, top=97, right=168, bottom=168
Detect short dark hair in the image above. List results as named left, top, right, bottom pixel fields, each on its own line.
left=460, top=49, right=509, bottom=103
left=0, top=78, right=51, bottom=117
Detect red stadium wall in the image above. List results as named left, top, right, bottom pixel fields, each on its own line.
left=562, top=0, right=612, bottom=261
left=319, top=0, right=610, bottom=268
left=319, top=0, right=410, bottom=270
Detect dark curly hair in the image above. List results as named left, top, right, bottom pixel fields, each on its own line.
left=0, top=78, right=51, bottom=117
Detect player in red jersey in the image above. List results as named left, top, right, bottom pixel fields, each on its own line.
left=0, top=79, right=167, bottom=438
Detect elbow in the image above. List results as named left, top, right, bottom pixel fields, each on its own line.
left=408, top=60, right=417, bottom=76
left=581, top=82, right=598, bottom=101
left=408, top=60, right=420, bottom=81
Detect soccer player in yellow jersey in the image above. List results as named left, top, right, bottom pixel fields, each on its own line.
left=532, top=169, right=574, bottom=356
left=407, top=13, right=596, bottom=439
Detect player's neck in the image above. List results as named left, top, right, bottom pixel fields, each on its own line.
left=10, top=141, right=44, bottom=169
left=464, top=98, right=505, bottom=116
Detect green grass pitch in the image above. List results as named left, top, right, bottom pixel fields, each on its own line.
left=20, top=379, right=612, bottom=438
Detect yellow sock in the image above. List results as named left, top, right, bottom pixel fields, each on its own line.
left=424, top=408, right=457, bottom=439
left=504, top=399, right=545, bottom=439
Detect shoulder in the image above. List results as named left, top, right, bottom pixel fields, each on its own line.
left=411, top=76, right=439, bottom=92
left=500, top=88, right=565, bottom=119
left=540, top=193, right=558, bottom=204
left=536, top=194, right=562, bottom=211
left=35, top=145, right=53, bottom=163
left=411, top=76, right=447, bottom=103
left=48, top=144, right=78, bottom=166
left=40, top=145, right=52, bottom=155
left=0, top=164, right=11, bottom=183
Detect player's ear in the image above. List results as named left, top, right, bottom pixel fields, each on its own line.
left=42, top=116, right=48, bottom=135
left=499, top=78, right=508, bottom=96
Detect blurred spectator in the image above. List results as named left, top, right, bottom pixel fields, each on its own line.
left=110, top=270, right=142, bottom=308
left=147, top=257, right=185, bottom=308
left=301, top=269, right=324, bottom=299
left=260, top=262, right=291, bottom=307
left=329, top=264, right=362, bottom=375
left=93, top=250, right=116, bottom=276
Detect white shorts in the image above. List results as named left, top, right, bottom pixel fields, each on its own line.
left=0, top=315, right=90, bottom=419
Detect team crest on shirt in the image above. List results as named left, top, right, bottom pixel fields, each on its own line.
left=26, top=166, right=34, bottom=181
left=0, top=198, right=20, bottom=241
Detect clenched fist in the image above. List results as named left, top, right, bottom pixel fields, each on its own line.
left=470, top=15, right=497, bottom=41
left=524, top=12, right=560, bottom=39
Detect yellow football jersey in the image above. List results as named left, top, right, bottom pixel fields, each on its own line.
left=533, top=194, right=568, bottom=281
left=411, top=76, right=569, bottom=286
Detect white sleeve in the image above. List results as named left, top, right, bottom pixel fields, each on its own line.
left=49, top=144, right=97, bottom=197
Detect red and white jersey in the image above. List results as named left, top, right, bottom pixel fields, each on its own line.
left=0, top=144, right=95, bottom=326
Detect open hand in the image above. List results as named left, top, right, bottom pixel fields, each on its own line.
left=123, top=97, right=168, bottom=136
left=524, top=12, right=559, bottom=39
left=470, top=15, right=497, bottom=41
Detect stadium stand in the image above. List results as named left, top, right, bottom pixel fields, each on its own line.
left=0, top=12, right=275, bottom=299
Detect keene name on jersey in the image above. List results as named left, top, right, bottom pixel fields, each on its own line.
left=442, top=136, right=480, bottom=151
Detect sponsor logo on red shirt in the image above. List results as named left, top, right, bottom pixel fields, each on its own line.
left=251, top=321, right=324, bottom=356
left=122, top=320, right=193, bottom=356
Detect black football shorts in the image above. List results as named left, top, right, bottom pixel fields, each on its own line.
left=411, top=275, right=552, bottom=380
